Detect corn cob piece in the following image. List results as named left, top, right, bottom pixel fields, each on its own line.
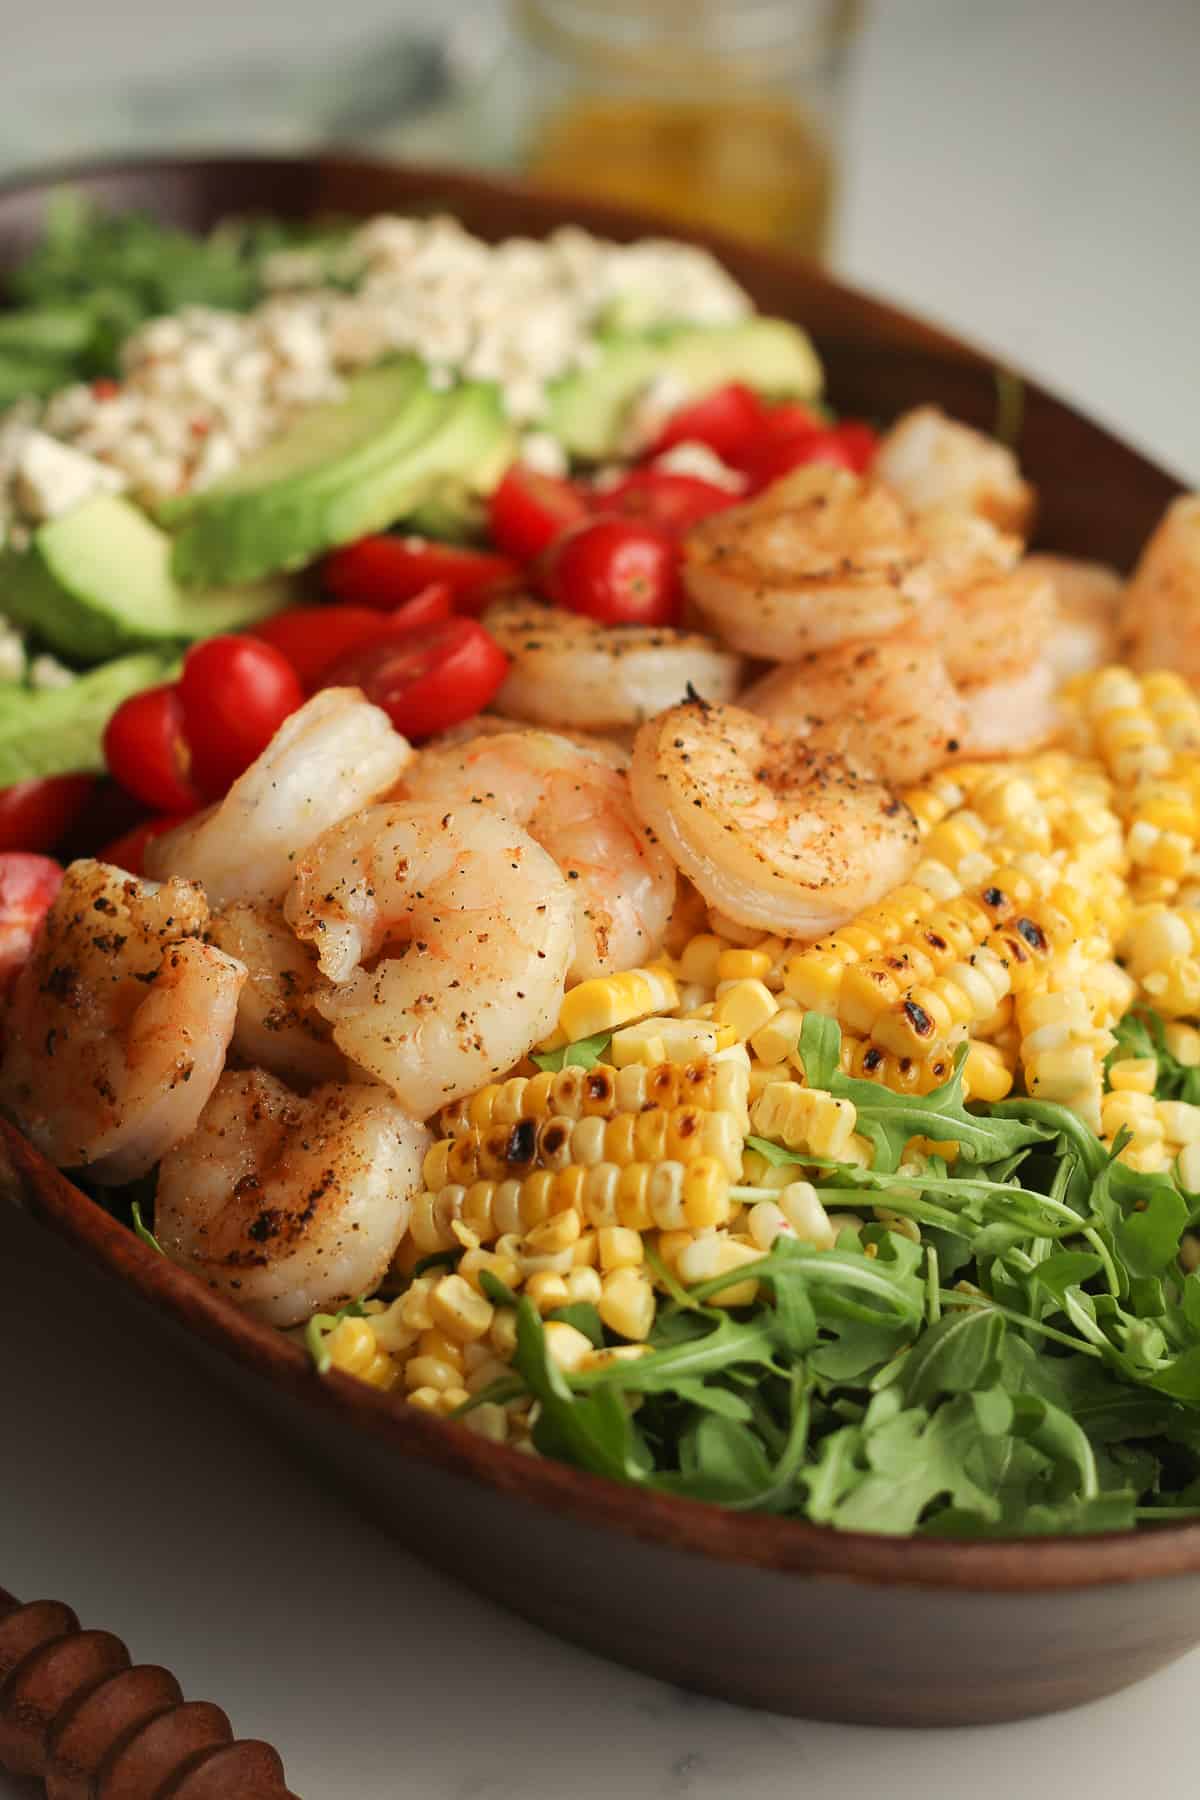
left=437, top=1050, right=748, bottom=1139
left=1120, top=903, right=1200, bottom=1018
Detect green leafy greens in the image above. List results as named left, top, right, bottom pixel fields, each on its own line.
left=465, top=1011, right=1200, bottom=1535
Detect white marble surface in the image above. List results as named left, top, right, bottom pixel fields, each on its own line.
left=3, top=3, right=1200, bottom=1797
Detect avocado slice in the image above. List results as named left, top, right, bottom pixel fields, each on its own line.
left=546, top=318, right=823, bottom=460
left=0, top=494, right=297, bottom=663
left=0, top=648, right=173, bottom=786
left=165, top=360, right=516, bottom=587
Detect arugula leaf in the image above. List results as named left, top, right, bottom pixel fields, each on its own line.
left=545, top=1303, right=606, bottom=1348
left=511, top=1300, right=647, bottom=1482
left=130, top=1199, right=164, bottom=1256
left=900, top=1307, right=1005, bottom=1408
left=1109, top=1008, right=1200, bottom=1106
left=530, top=1030, right=614, bottom=1073
left=828, top=1395, right=1002, bottom=1535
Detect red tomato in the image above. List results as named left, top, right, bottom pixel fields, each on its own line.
left=319, top=617, right=509, bottom=741
left=99, top=813, right=190, bottom=877
left=0, top=851, right=63, bottom=996
left=740, top=426, right=861, bottom=491
left=760, top=400, right=825, bottom=442
left=323, top=536, right=518, bottom=611
left=178, top=636, right=304, bottom=800
left=487, top=465, right=590, bottom=562
left=388, top=581, right=454, bottom=634
left=252, top=587, right=455, bottom=691
left=601, top=470, right=738, bottom=534
left=103, top=683, right=199, bottom=813
left=651, top=382, right=768, bottom=460
left=832, top=420, right=880, bottom=473
left=0, top=774, right=94, bottom=854
left=542, top=518, right=682, bottom=627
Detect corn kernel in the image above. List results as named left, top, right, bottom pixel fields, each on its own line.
left=713, top=977, right=779, bottom=1041
left=458, top=1247, right=520, bottom=1297
left=572, top=1229, right=600, bottom=1268
left=598, top=1266, right=656, bottom=1339
left=406, top=1386, right=443, bottom=1414
left=463, top=1403, right=509, bottom=1442
left=563, top=1266, right=604, bottom=1305
left=404, top=1355, right=461, bottom=1393
left=1157, top=1101, right=1200, bottom=1145
left=597, top=1225, right=644, bottom=1270
left=778, top=1181, right=836, bottom=1250
left=1108, top=1057, right=1158, bottom=1094
left=429, top=1273, right=495, bottom=1343
left=417, top=1327, right=466, bottom=1368
left=489, top=1309, right=519, bottom=1357
left=675, top=1234, right=761, bottom=1305
left=525, top=1270, right=571, bottom=1313
left=523, top=1207, right=582, bottom=1254
left=1166, top=1022, right=1200, bottom=1066
left=963, top=1040, right=1014, bottom=1102
left=716, top=947, right=773, bottom=983
left=677, top=933, right=725, bottom=986
left=543, top=1320, right=596, bottom=1372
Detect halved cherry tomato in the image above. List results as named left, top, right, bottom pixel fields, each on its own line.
left=323, top=536, right=518, bottom=612
left=601, top=469, right=738, bottom=534
left=388, top=581, right=455, bottom=634
left=651, top=382, right=768, bottom=461
left=0, top=774, right=94, bottom=854
left=99, top=813, right=191, bottom=877
left=318, top=617, right=509, bottom=741
left=250, top=587, right=454, bottom=690
left=832, top=420, right=880, bottom=473
left=739, top=426, right=862, bottom=491
left=487, top=464, right=589, bottom=562
left=542, top=517, right=682, bottom=627
left=759, top=400, right=825, bottom=442
left=103, top=683, right=199, bottom=814
left=0, top=851, right=64, bottom=998
left=178, top=636, right=304, bottom=801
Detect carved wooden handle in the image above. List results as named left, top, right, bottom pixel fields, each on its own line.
left=0, top=1587, right=301, bottom=1798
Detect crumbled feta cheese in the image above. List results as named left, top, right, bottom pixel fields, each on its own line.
left=12, top=429, right=126, bottom=522
left=28, top=651, right=75, bottom=691
left=0, top=215, right=753, bottom=522
left=620, top=372, right=692, bottom=457
left=519, top=431, right=569, bottom=478
left=0, top=622, right=26, bottom=684
left=652, top=440, right=748, bottom=491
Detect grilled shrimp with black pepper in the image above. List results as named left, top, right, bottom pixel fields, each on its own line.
left=0, top=860, right=245, bottom=1182
left=284, top=802, right=575, bottom=1118
left=155, top=1067, right=428, bottom=1326
left=628, top=698, right=920, bottom=938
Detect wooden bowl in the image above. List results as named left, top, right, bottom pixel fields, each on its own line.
left=1, top=154, right=1194, bottom=1732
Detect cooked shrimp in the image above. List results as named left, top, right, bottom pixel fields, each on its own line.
left=426, top=710, right=632, bottom=769
left=1119, top=494, right=1200, bottom=680
left=956, top=659, right=1061, bottom=757
left=629, top=699, right=920, bottom=938
left=285, top=803, right=574, bottom=1118
left=0, top=860, right=244, bottom=1183
left=155, top=1068, right=428, bottom=1327
left=929, top=563, right=1058, bottom=685
left=739, top=638, right=967, bottom=786
left=483, top=597, right=742, bottom=730
left=875, top=405, right=1035, bottom=536
left=207, top=901, right=349, bottom=1087
left=1024, top=553, right=1123, bottom=680
left=146, top=688, right=413, bottom=908
left=683, top=464, right=939, bottom=659
left=399, top=729, right=675, bottom=980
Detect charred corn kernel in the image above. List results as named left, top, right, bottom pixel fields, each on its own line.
left=404, top=1354, right=461, bottom=1393
left=458, top=1247, right=520, bottom=1297
left=682, top=1155, right=732, bottom=1229
left=554, top=967, right=679, bottom=1043
left=572, top=1229, right=599, bottom=1267
left=1180, top=1143, right=1200, bottom=1191
left=523, top=1207, right=582, bottom=1255
left=598, top=1267, right=657, bottom=1339
left=463, top=1403, right=509, bottom=1442
left=716, top=947, right=773, bottom=983
left=677, top=932, right=725, bottom=986
left=1108, top=1057, right=1158, bottom=1094
left=429, top=1273, right=494, bottom=1343
left=778, top=1180, right=836, bottom=1249
left=489, top=1308, right=519, bottom=1357
left=675, top=1234, right=761, bottom=1304
left=963, top=1040, right=1014, bottom=1102
left=525, top=1270, right=571, bottom=1313
left=580, top=1344, right=652, bottom=1373
left=1156, top=1101, right=1200, bottom=1144
left=564, top=1266, right=604, bottom=1305
left=750, top=1083, right=856, bottom=1159
left=713, top=978, right=778, bottom=1041
left=610, top=1017, right=721, bottom=1065
left=325, top=1317, right=399, bottom=1391
left=1166, top=1022, right=1200, bottom=1065
left=544, top=1319, right=598, bottom=1371
left=597, top=1226, right=644, bottom=1270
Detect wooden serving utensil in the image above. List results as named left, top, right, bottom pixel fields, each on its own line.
left=0, top=1586, right=301, bottom=1798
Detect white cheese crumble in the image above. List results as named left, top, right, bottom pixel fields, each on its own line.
left=1, top=215, right=751, bottom=526
left=11, top=428, right=126, bottom=523
left=651, top=440, right=749, bottom=491
left=0, top=621, right=25, bottom=684
left=28, top=651, right=75, bottom=691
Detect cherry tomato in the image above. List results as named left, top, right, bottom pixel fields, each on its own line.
left=832, top=420, right=880, bottom=473
left=487, top=465, right=590, bottom=562
left=542, top=518, right=682, bottom=627
left=388, top=581, right=455, bottom=634
left=103, top=683, right=199, bottom=814
left=323, top=536, right=518, bottom=612
left=760, top=400, right=825, bottom=442
left=0, top=774, right=94, bottom=854
left=319, top=617, right=509, bottom=741
left=99, top=813, right=191, bottom=877
left=740, top=426, right=862, bottom=492
left=252, top=586, right=455, bottom=691
left=178, top=636, right=304, bottom=800
left=601, top=469, right=738, bottom=534
left=651, top=382, right=769, bottom=461
left=0, top=852, right=64, bottom=998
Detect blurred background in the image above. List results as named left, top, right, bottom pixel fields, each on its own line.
left=1, top=0, right=1197, bottom=477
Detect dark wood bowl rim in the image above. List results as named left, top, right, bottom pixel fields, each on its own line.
left=3, top=151, right=1197, bottom=1596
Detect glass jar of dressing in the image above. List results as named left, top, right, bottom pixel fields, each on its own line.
left=501, top=0, right=862, bottom=256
